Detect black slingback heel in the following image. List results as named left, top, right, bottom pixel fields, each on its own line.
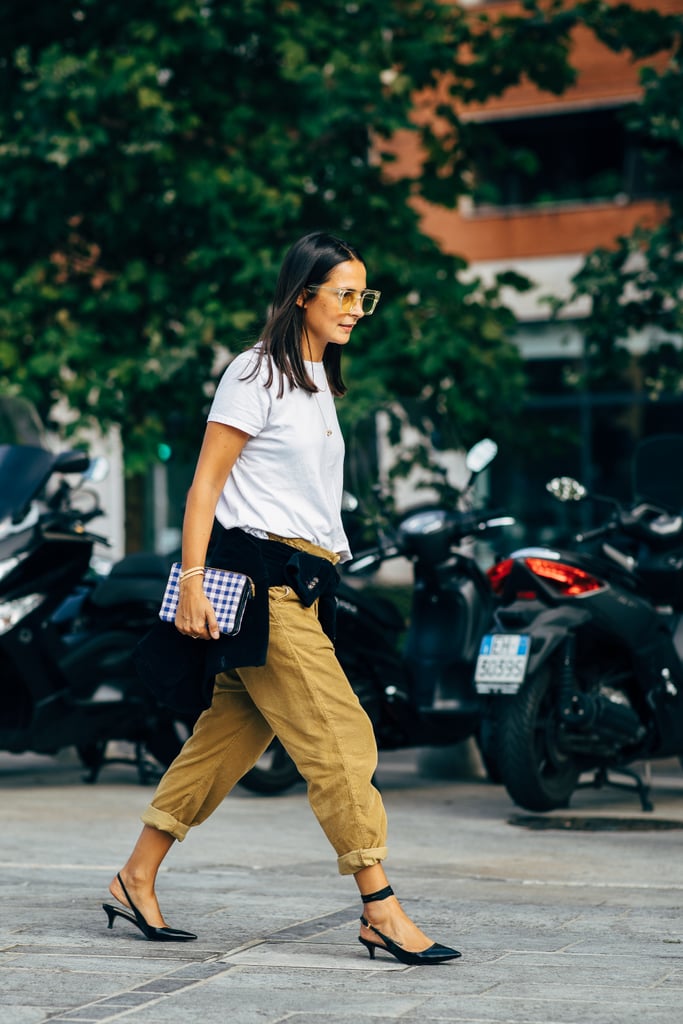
left=358, top=885, right=461, bottom=965
left=102, top=873, right=197, bottom=942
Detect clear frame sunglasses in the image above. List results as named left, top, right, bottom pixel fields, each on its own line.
left=306, top=285, right=381, bottom=315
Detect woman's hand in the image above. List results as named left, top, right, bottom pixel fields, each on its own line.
left=175, top=576, right=220, bottom=640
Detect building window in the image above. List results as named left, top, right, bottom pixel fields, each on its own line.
left=469, top=106, right=651, bottom=210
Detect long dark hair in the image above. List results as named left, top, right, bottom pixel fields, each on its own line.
left=247, top=231, right=365, bottom=397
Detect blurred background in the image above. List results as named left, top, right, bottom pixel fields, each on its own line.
left=1, top=0, right=682, bottom=560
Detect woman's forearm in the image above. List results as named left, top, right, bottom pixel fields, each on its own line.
left=180, top=480, right=222, bottom=570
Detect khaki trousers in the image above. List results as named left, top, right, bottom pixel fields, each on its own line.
left=141, top=538, right=388, bottom=875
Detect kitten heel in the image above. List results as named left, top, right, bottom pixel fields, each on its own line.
left=102, top=873, right=197, bottom=942
left=358, top=885, right=461, bottom=966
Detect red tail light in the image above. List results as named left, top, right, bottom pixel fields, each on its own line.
left=487, top=558, right=514, bottom=594
left=487, top=557, right=604, bottom=597
left=524, top=557, right=603, bottom=595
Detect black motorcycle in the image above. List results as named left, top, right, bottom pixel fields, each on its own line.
left=240, top=439, right=513, bottom=793
left=0, top=443, right=190, bottom=782
left=475, top=434, right=683, bottom=813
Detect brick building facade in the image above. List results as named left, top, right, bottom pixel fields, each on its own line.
left=389, top=0, right=683, bottom=538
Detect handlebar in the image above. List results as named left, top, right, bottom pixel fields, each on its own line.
left=574, top=504, right=683, bottom=546
left=575, top=522, right=617, bottom=544
left=437, top=508, right=513, bottom=538
left=345, top=507, right=514, bottom=575
left=345, top=544, right=401, bottom=576
left=472, top=511, right=515, bottom=533
left=38, top=502, right=109, bottom=545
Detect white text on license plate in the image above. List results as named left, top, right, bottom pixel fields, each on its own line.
left=475, top=634, right=530, bottom=694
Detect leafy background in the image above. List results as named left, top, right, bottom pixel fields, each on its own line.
left=1, top=1, right=681, bottom=512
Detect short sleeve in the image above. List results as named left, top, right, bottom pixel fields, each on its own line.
left=207, top=350, right=272, bottom=437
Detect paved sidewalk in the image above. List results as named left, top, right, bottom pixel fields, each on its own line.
left=1, top=746, right=682, bottom=1024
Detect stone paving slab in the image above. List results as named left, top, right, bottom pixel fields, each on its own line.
left=221, top=937, right=408, bottom=970
left=1, top=748, right=683, bottom=1023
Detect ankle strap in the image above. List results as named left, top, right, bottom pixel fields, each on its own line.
left=361, top=885, right=394, bottom=904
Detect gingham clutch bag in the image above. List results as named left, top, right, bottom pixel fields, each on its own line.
left=159, top=563, right=254, bottom=636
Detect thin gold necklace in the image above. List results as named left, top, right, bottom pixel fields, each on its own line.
left=305, top=342, right=333, bottom=437
left=312, top=387, right=333, bottom=437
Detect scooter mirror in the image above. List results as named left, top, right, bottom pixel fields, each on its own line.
left=465, top=438, right=497, bottom=475
left=547, top=476, right=587, bottom=502
left=84, top=456, right=110, bottom=484
left=346, top=552, right=382, bottom=575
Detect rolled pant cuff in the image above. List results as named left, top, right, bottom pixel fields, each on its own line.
left=337, top=845, right=388, bottom=876
left=141, top=804, right=190, bottom=842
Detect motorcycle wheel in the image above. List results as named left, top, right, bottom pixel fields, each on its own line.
left=498, top=664, right=579, bottom=812
left=239, top=738, right=302, bottom=795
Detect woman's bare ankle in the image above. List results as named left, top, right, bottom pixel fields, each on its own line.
left=109, top=871, right=166, bottom=928
left=360, top=899, right=434, bottom=953
left=110, top=870, right=153, bottom=905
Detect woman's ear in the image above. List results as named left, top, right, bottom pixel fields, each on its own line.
left=296, top=291, right=307, bottom=308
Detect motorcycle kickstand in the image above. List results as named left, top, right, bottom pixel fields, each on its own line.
left=82, top=742, right=160, bottom=786
left=578, top=764, right=654, bottom=812
left=133, top=742, right=163, bottom=786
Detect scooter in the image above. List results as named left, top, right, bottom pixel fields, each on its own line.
left=475, top=434, right=683, bottom=813
left=240, top=439, right=513, bottom=793
left=0, top=443, right=190, bottom=782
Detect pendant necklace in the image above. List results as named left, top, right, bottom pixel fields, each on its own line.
left=306, top=351, right=333, bottom=436
left=312, top=388, right=333, bottom=437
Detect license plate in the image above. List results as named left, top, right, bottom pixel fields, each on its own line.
left=475, top=634, right=530, bottom=694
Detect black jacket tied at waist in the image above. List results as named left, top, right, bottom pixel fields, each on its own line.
left=133, top=526, right=339, bottom=716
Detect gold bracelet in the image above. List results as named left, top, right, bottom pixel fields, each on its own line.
left=179, top=566, right=205, bottom=583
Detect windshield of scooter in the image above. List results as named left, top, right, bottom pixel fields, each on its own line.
left=0, top=445, right=58, bottom=523
left=632, top=435, right=683, bottom=512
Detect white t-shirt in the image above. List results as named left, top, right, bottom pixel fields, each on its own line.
left=207, top=347, right=351, bottom=561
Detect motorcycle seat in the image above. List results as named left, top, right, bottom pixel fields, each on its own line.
left=108, top=553, right=172, bottom=578
left=90, top=552, right=170, bottom=609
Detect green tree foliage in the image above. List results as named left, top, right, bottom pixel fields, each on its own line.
left=0, top=0, right=679, bottom=481
left=0, top=0, right=558, bottom=475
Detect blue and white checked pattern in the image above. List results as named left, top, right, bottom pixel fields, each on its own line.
left=159, top=563, right=253, bottom=635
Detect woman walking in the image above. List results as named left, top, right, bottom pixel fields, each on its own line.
left=102, top=231, right=460, bottom=965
